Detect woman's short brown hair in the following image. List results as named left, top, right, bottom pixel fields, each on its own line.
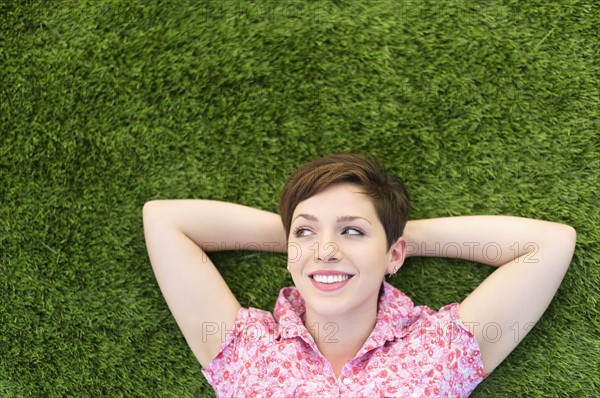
left=279, top=153, right=410, bottom=250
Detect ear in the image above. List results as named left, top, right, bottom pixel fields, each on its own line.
left=386, top=236, right=407, bottom=275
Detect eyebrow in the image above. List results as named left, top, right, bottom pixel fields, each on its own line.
left=293, top=213, right=372, bottom=225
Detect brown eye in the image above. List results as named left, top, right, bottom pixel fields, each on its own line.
left=342, top=227, right=363, bottom=236
left=294, top=228, right=313, bottom=237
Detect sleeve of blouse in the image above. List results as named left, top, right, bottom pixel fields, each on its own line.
left=201, top=307, right=250, bottom=385
left=436, top=303, right=489, bottom=387
left=408, top=301, right=490, bottom=397
left=201, top=307, right=276, bottom=390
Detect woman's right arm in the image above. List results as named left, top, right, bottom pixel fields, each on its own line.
left=142, top=200, right=287, bottom=368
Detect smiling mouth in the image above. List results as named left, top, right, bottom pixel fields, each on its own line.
left=310, top=274, right=354, bottom=284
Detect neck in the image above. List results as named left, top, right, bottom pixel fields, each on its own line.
left=304, top=300, right=379, bottom=376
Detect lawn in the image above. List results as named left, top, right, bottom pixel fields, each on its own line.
left=1, top=0, right=598, bottom=396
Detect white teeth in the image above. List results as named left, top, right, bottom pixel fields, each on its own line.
left=312, top=274, right=350, bottom=284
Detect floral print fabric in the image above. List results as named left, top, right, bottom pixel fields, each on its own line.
left=202, top=282, right=487, bottom=397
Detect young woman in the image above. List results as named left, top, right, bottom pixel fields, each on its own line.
left=143, top=153, right=576, bottom=397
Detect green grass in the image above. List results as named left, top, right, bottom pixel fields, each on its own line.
left=1, top=0, right=598, bottom=396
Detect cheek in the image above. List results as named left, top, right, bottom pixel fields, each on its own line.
left=349, top=246, right=388, bottom=269
left=286, top=242, right=302, bottom=264
left=286, top=241, right=314, bottom=267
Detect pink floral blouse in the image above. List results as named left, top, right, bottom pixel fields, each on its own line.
left=202, top=282, right=487, bottom=397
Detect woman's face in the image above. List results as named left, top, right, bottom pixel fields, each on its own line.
left=287, top=183, right=405, bottom=320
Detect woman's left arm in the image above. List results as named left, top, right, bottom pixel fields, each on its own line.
left=403, top=216, right=576, bottom=374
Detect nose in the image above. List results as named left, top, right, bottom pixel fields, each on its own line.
left=316, top=233, right=341, bottom=263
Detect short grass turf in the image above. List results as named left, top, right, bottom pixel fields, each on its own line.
left=1, top=0, right=598, bottom=396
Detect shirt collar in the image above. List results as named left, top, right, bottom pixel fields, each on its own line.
left=272, top=282, right=415, bottom=355
left=355, top=281, right=414, bottom=357
left=273, top=286, right=318, bottom=349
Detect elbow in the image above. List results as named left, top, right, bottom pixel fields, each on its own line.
left=142, top=200, right=155, bottom=221
left=143, top=200, right=167, bottom=225
left=566, top=224, right=576, bottom=239
left=556, top=222, right=577, bottom=247
left=563, top=224, right=577, bottom=251
left=545, top=221, right=576, bottom=246
left=551, top=223, right=577, bottom=268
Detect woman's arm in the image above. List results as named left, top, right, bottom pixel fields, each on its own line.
left=403, top=216, right=576, bottom=374
left=143, top=200, right=286, bottom=368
